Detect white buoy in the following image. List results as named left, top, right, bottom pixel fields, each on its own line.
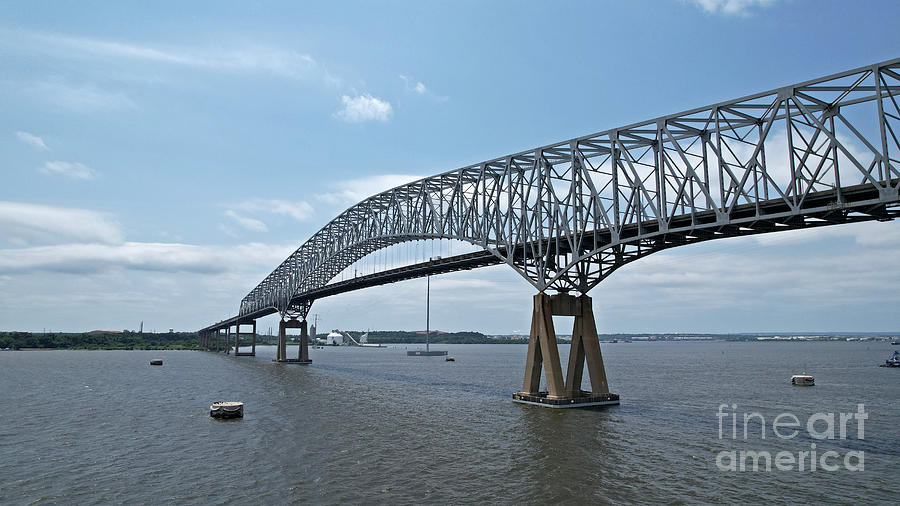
left=210, top=401, right=243, bottom=419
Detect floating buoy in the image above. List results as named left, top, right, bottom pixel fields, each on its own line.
left=445, top=356, right=455, bottom=362
left=149, top=359, right=163, bottom=366
left=210, top=401, right=243, bottom=419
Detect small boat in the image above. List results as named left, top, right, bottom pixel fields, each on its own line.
left=210, top=401, right=244, bottom=419
left=149, top=359, right=163, bottom=366
left=445, top=356, right=455, bottom=362
left=891, top=341, right=899, bottom=345
left=879, top=351, right=900, bottom=368
left=791, top=375, right=814, bottom=386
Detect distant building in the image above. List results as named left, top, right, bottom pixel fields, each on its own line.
left=326, top=330, right=342, bottom=345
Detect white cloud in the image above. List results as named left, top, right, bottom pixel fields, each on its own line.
left=0, top=201, right=123, bottom=246
left=399, top=75, right=448, bottom=101
left=590, top=226, right=900, bottom=332
left=318, top=174, right=424, bottom=204
left=224, top=210, right=268, bottom=232
left=15, top=131, right=49, bottom=150
left=233, top=199, right=314, bottom=222
left=334, top=94, right=393, bottom=123
left=754, top=221, right=900, bottom=248
left=688, top=0, right=777, bottom=15
left=4, top=29, right=341, bottom=87
left=0, top=241, right=293, bottom=275
left=39, top=161, right=96, bottom=180
left=29, top=80, right=137, bottom=112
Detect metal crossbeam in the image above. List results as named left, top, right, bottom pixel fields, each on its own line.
left=229, top=58, right=900, bottom=322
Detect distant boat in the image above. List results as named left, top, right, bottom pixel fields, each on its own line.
left=210, top=401, right=243, bottom=419
left=408, top=270, right=447, bottom=357
left=880, top=351, right=900, bottom=368
left=791, top=375, right=815, bottom=386
left=891, top=341, right=899, bottom=345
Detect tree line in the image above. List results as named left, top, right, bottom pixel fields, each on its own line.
left=0, top=331, right=202, bottom=350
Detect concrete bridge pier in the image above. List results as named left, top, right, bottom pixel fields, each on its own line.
left=275, top=318, right=311, bottom=364
left=276, top=321, right=286, bottom=361
left=513, top=292, right=619, bottom=408
left=234, top=321, right=256, bottom=356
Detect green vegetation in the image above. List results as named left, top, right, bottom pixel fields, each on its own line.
left=339, top=330, right=529, bottom=345
left=0, top=331, right=202, bottom=350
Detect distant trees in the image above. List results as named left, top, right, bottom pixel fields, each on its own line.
left=363, top=331, right=527, bottom=344
left=0, top=331, right=202, bottom=350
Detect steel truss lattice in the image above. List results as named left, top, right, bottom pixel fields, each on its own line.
left=239, top=59, right=900, bottom=320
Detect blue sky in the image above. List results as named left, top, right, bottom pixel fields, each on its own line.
left=2, top=0, right=900, bottom=334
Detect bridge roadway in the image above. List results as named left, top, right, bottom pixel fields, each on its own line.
left=200, top=178, right=897, bottom=333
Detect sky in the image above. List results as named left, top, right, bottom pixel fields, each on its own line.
left=2, top=0, right=900, bottom=335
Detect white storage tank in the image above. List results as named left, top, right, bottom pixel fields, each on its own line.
left=326, top=330, right=343, bottom=345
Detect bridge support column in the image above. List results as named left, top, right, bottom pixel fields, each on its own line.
left=276, top=321, right=286, bottom=361
left=234, top=321, right=255, bottom=356
left=274, top=318, right=311, bottom=364
left=299, top=320, right=309, bottom=362
left=513, top=292, right=619, bottom=409
left=225, top=327, right=230, bottom=354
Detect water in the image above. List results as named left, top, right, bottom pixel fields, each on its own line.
left=1, top=342, right=898, bottom=503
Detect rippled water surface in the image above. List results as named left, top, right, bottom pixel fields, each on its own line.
left=2, top=342, right=898, bottom=503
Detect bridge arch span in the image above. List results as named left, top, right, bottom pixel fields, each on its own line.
left=236, top=58, right=900, bottom=321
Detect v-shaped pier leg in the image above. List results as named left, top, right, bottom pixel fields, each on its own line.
left=565, top=295, right=609, bottom=396
left=522, top=293, right=565, bottom=398
left=513, top=292, right=618, bottom=409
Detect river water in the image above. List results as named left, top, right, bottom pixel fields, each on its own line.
left=1, top=342, right=898, bottom=503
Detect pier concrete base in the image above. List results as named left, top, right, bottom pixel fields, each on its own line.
left=512, top=391, right=620, bottom=408
left=275, top=318, right=311, bottom=364
left=514, top=292, right=618, bottom=409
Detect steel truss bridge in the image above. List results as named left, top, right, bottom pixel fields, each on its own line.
left=200, top=58, right=899, bottom=402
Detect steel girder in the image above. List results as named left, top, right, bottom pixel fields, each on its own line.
left=239, top=58, right=900, bottom=319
